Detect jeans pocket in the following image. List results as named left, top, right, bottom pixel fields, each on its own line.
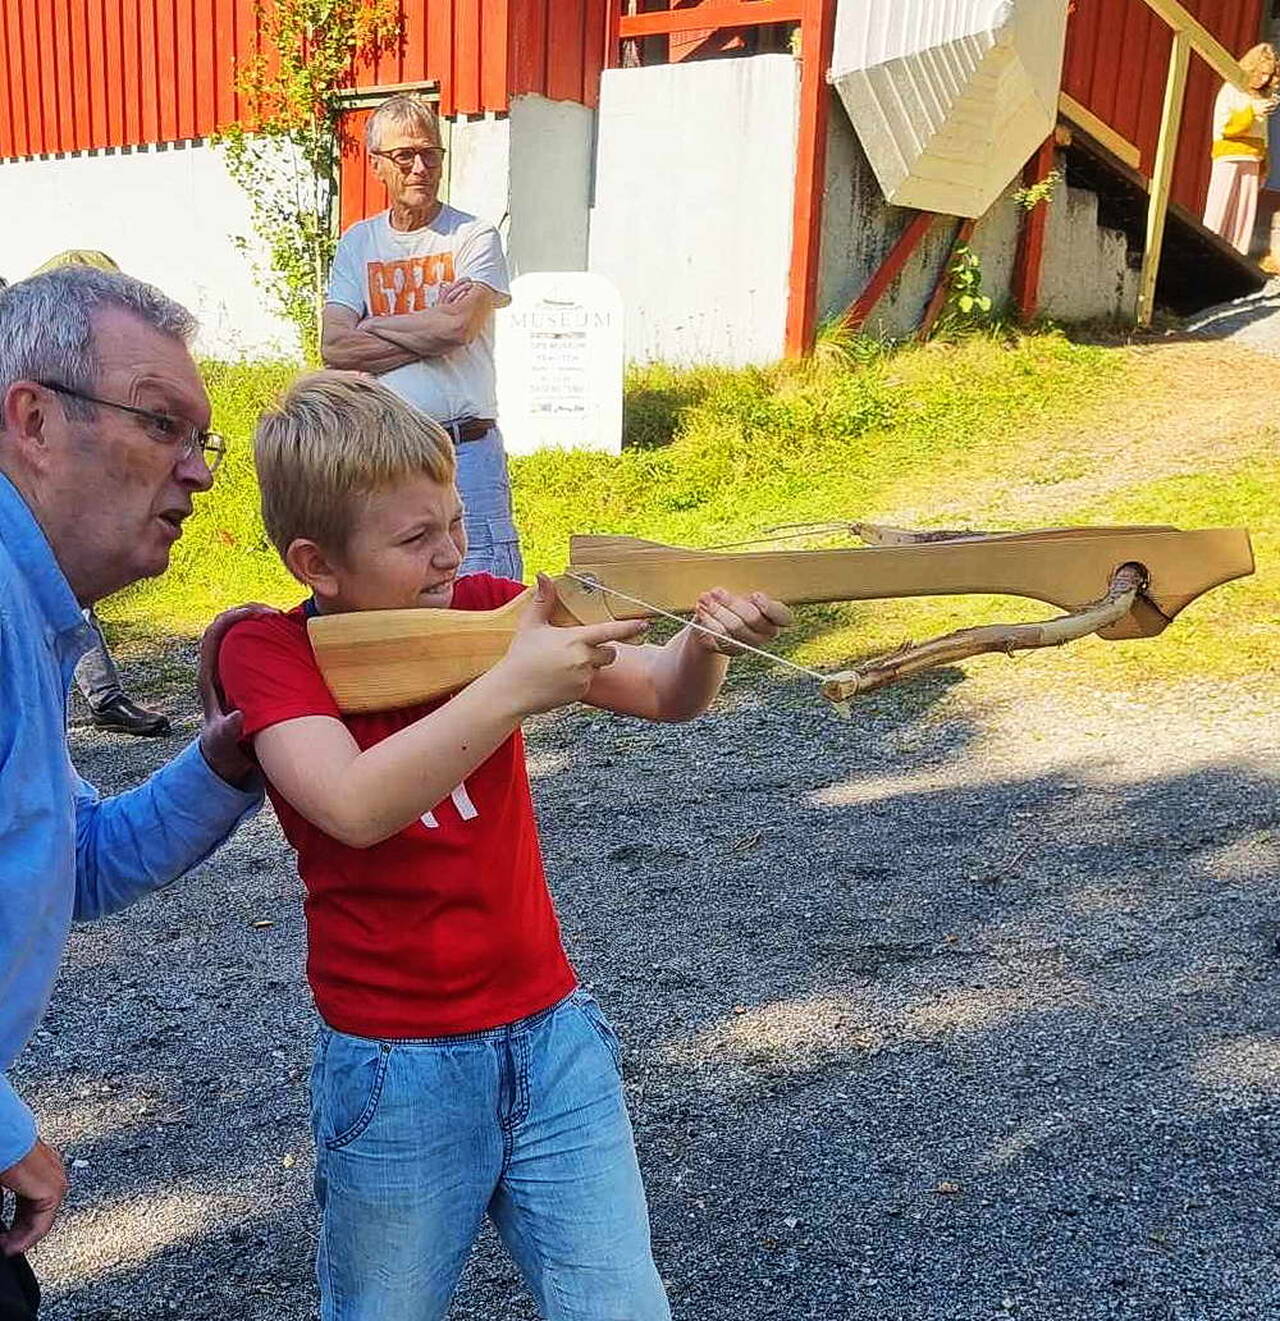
left=317, top=1033, right=393, bottom=1151
left=574, top=993, right=624, bottom=1078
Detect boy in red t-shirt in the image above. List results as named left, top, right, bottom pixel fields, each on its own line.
left=218, top=372, right=792, bottom=1321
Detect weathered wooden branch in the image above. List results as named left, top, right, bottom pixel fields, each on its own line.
left=820, top=563, right=1147, bottom=703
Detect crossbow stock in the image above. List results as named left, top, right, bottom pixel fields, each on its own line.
left=308, top=523, right=1254, bottom=714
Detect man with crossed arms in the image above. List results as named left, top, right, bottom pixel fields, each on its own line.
left=322, top=93, right=523, bottom=579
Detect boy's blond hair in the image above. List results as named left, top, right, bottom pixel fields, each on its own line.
left=255, top=370, right=456, bottom=562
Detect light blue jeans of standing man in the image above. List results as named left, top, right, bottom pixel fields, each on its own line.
left=456, top=424, right=524, bottom=581
left=310, top=989, right=671, bottom=1321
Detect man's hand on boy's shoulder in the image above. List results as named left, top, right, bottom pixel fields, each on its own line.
left=691, top=589, right=793, bottom=656
left=197, top=604, right=280, bottom=787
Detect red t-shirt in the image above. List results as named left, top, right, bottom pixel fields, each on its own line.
left=217, top=574, right=576, bottom=1038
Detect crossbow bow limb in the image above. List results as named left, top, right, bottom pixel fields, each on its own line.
left=307, top=523, right=1254, bottom=714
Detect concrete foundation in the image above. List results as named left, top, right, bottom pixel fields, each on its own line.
left=819, top=92, right=1138, bottom=336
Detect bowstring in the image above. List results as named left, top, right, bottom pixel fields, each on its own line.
left=561, top=571, right=830, bottom=684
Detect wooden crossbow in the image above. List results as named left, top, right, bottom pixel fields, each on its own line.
left=308, top=523, right=1254, bottom=714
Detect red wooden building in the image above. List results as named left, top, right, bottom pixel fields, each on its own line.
left=0, top=0, right=1270, bottom=360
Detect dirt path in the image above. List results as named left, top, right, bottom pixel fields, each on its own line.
left=887, top=339, right=1280, bottom=526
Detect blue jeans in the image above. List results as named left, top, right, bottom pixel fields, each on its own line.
left=457, top=425, right=523, bottom=581
left=310, top=990, right=671, bottom=1321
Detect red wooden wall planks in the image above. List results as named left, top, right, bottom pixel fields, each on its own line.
left=0, top=0, right=611, bottom=161
left=1062, top=0, right=1266, bottom=214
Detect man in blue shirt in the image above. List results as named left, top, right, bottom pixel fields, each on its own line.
left=0, top=266, right=266, bottom=1318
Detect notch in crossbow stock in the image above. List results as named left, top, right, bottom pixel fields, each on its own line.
left=307, top=523, right=1254, bottom=714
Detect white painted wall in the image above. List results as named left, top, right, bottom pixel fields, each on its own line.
left=508, top=95, right=594, bottom=276
left=448, top=97, right=594, bottom=275
left=588, top=56, right=798, bottom=366
left=0, top=139, right=301, bottom=359
left=447, top=114, right=512, bottom=231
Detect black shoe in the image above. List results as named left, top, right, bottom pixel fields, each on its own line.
left=90, top=695, right=172, bottom=737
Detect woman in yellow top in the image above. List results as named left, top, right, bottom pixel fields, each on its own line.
left=1203, top=43, right=1279, bottom=254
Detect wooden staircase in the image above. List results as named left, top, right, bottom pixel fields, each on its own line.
left=1062, top=128, right=1266, bottom=317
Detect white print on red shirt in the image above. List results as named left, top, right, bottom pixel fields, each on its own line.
left=420, top=779, right=479, bottom=830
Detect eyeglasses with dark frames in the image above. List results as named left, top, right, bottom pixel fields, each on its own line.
left=371, top=146, right=447, bottom=173
left=37, top=380, right=227, bottom=474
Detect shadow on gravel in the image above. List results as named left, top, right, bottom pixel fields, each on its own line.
left=19, top=677, right=1280, bottom=1320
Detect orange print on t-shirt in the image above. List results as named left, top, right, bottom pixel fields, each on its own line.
left=367, top=254, right=456, bottom=315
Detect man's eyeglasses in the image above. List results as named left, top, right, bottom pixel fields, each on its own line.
left=372, top=146, right=447, bottom=173
left=37, top=380, right=227, bottom=474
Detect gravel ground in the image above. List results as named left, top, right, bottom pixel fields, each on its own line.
left=14, top=645, right=1280, bottom=1321
left=1184, top=278, right=1280, bottom=354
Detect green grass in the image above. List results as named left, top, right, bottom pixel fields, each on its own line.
left=100, top=331, right=1273, bottom=691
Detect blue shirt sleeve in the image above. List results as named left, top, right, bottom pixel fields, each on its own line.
left=73, top=739, right=262, bottom=921
left=0, top=1073, right=37, bottom=1172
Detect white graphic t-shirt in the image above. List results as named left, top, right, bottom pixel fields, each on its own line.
left=327, top=204, right=512, bottom=421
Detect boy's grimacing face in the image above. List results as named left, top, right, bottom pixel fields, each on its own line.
left=302, top=475, right=468, bottom=613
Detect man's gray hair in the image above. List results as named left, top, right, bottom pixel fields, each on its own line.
left=0, top=267, right=197, bottom=421
left=366, top=93, right=440, bottom=154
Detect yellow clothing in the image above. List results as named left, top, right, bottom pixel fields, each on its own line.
left=1212, top=82, right=1270, bottom=163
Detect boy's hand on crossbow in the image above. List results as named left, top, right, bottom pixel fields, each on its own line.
left=691, top=588, right=793, bottom=656
left=499, top=574, right=650, bottom=715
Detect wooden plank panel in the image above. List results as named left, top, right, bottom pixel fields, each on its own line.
left=428, top=0, right=454, bottom=115
left=35, top=1, right=59, bottom=153
left=366, top=0, right=400, bottom=85
left=49, top=0, right=71, bottom=151
left=138, top=0, right=160, bottom=144
left=1173, top=0, right=1220, bottom=211
left=621, top=0, right=803, bottom=38
left=67, top=0, right=90, bottom=149
left=582, top=0, right=607, bottom=106
left=481, top=0, right=509, bottom=110
left=86, top=0, right=109, bottom=147
left=156, top=0, right=178, bottom=142
left=0, top=2, right=15, bottom=158
left=339, top=109, right=371, bottom=232
left=1110, top=0, right=1152, bottom=144
left=19, top=0, right=43, bottom=155
left=122, top=0, right=143, bottom=145
left=603, top=0, right=621, bottom=73
left=454, top=0, right=482, bottom=113
left=194, top=0, right=217, bottom=134
left=399, top=0, right=430, bottom=83
left=1059, top=92, right=1142, bottom=169
left=1088, top=0, right=1124, bottom=126
left=1, top=3, right=22, bottom=157
left=1135, top=11, right=1173, bottom=173
left=508, top=0, right=547, bottom=97
left=547, top=0, right=585, bottom=102
left=235, top=0, right=257, bottom=124
left=176, top=0, right=196, bottom=139
left=104, top=0, right=124, bottom=147
left=1059, top=0, right=1094, bottom=99
left=212, top=0, right=237, bottom=127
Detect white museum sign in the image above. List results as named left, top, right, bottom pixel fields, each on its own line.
left=495, top=272, right=624, bottom=457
